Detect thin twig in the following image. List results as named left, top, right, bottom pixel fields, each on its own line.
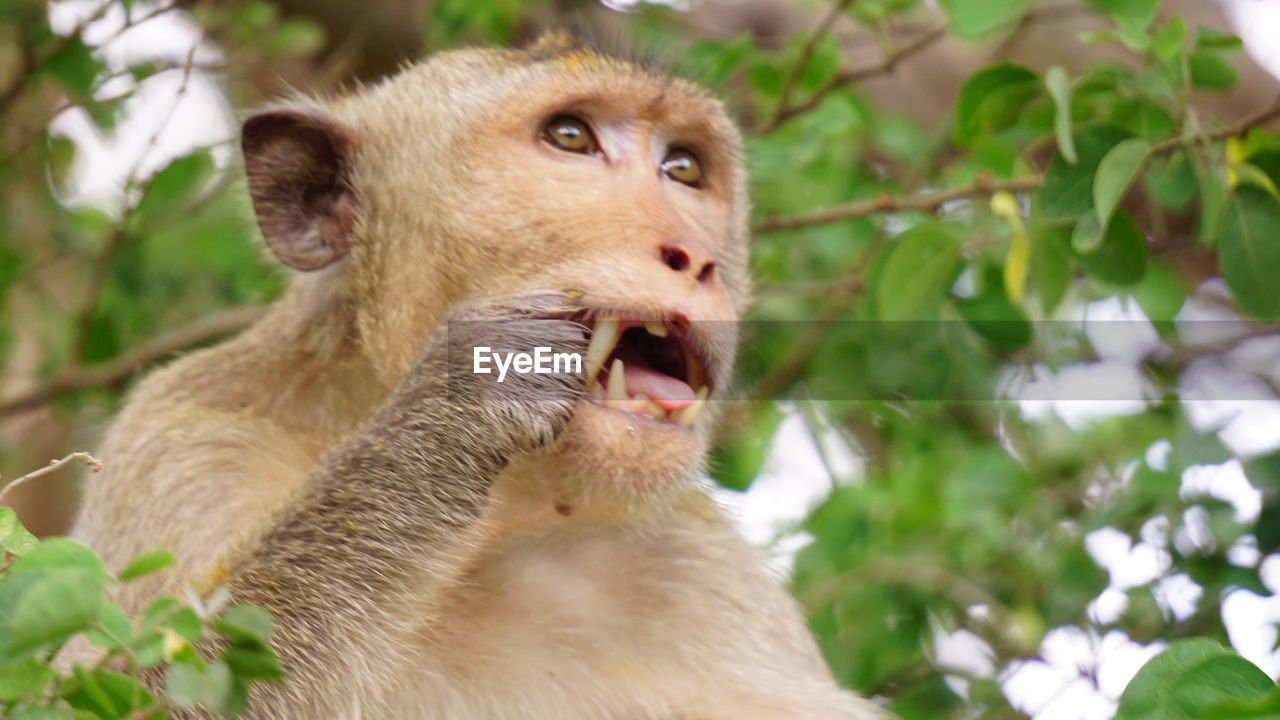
left=765, top=0, right=859, bottom=132
left=69, top=37, right=204, bottom=363
left=754, top=94, right=1280, bottom=235
left=0, top=452, right=102, bottom=502
left=760, top=22, right=948, bottom=134
left=753, top=174, right=1044, bottom=234
left=1, top=305, right=266, bottom=417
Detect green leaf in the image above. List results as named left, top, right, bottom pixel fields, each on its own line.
left=1074, top=209, right=1146, bottom=285
left=1153, top=17, right=1187, bottom=61
left=1045, top=66, right=1077, bottom=164
left=709, top=403, right=782, bottom=490
left=86, top=604, right=133, bottom=650
left=1219, top=185, right=1280, bottom=320
left=1145, top=150, right=1197, bottom=210
left=6, top=568, right=104, bottom=657
left=956, top=291, right=1031, bottom=350
left=169, top=606, right=203, bottom=642
left=1040, top=126, right=1131, bottom=220
left=0, top=658, right=52, bottom=701
left=65, top=669, right=155, bottom=720
left=1091, top=0, right=1157, bottom=32
left=165, top=663, right=204, bottom=709
left=10, top=538, right=106, bottom=576
left=875, top=223, right=964, bottom=321
left=267, top=17, right=326, bottom=57
left=954, top=64, right=1041, bottom=144
left=1189, top=52, right=1237, bottom=92
left=133, top=152, right=214, bottom=219
left=1030, top=224, right=1072, bottom=314
left=1116, top=639, right=1273, bottom=720
left=214, top=605, right=275, bottom=644
left=9, top=708, right=74, bottom=720
left=222, top=644, right=284, bottom=681
left=1093, top=137, right=1151, bottom=228
left=797, top=34, right=841, bottom=93
left=119, top=549, right=174, bottom=582
left=43, top=38, right=100, bottom=97
left=1132, top=263, right=1186, bottom=325
left=939, top=0, right=1029, bottom=38
left=1071, top=211, right=1105, bottom=253
left=0, top=508, right=38, bottom=556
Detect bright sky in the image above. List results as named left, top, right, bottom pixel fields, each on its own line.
left=44, top=1, right=1280, bottom=718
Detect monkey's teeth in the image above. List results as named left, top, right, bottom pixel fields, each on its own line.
left=644, top=320, right=668, bottom=338
left=606, top=358, right=627, bottom=403
left=589, top=380, right=606, bottom=401
left=677, top=386, right=709, bottom=428
left=584, top=317, right=621, bottom=386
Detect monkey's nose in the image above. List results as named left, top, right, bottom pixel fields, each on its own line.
left=660, top=243, right=717, bottom=284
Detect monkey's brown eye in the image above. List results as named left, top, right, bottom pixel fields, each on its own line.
left=661, top=149, right=702, bottom=187
left=542, top=115, right=597, bottom=154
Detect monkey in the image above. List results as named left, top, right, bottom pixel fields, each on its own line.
left=69, top=31, right=885, bottom=720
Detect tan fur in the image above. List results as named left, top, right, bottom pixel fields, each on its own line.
left=70, top=35, right=883, bottom=720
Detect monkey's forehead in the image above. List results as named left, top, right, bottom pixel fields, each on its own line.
left=357, top=45, right=737, bottom=136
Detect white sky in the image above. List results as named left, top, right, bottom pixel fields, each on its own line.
left=43, top=1, right=1280, bottom=718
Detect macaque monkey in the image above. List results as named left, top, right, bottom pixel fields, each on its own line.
left=71, top=32, right=883, bottom=719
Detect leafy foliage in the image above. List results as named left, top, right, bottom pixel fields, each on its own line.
left=0, top=509, right=280, bottom=718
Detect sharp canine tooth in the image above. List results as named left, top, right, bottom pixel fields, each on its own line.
left=645, top=320, right=668, bottom=337
left=607, top=358, right=627, bottom=403
left=584, top=317, right=621, bottom=385
left=678, top=386, right=709, bottom=427
left=685, top=348, right=705, bottom=391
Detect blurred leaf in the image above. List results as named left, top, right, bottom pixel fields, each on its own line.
left=119, top=549, right=174, bottom=582
left=65, top=669, right=155, bottom=720
left=267, top=17, right=326, bottom=57
left=1045, top=66, right=1077, bottom=164
left=709, top=402, right=782, bottom=490
left=1153, top=17, right=1186, bottom=61
left=953, top=64, right=1040, bottom=144
left=0, top=658, right=51, bottom=701
left=1041, top=126, right=1131, bottom=220
left=1093, top=137, right=1150, bottom=228
left=876, top=223, right=964, bottom=321
left=4, top=568, right=104, bottom=658
left=1145, top=150, right=1197, bottom=210
left=133, top=152, right=215, bottom=219
left=956, top=290, right=1031, bottom=350
left=1115, top=639, right=1272, bottom=720
left=214, top=605, right=275, bottom=644
left=1189, top=52, right=1237, bottom=92
left=1030, top=224, right=1072, bottom=314
left=1219, top=185, right=1280, bottom=320
left=43, top=38, right=100, bottom=97
left=1074, top=209, right=1146, bottom=285
left=938, top=0, right=1028, bottom=38
left=1090, top=0, right=1157, bottom=32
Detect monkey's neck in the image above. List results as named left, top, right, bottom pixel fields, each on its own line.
left=208, top=278, right=388, bottom=446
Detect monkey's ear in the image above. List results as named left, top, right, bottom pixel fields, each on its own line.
left=242, top=109, right=358, bottom=271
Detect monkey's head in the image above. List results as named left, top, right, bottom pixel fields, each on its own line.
left=242, top=32, right=749, bottom=498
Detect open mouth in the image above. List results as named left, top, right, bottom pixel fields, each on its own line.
left=580, top=315, right=710, bottom=427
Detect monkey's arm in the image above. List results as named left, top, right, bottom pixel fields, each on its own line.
left=188, top=300, right=585, bottom=716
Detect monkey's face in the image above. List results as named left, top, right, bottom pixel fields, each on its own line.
left=437, top=51, right=748, bottom=493
left=241, top=41, right=750, bottom=496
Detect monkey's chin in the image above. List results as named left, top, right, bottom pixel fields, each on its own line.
left=536, top=400, right=706, bottom=504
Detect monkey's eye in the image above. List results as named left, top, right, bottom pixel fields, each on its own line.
left=661, top=149, right=703, bottom=187
left=542, top=115, right=597, bottom=154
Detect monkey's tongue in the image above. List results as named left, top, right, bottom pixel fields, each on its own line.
left=613, top=347, right=695, bottom=411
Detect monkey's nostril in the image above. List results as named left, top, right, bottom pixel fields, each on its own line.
left=661, top=245, right=691, bottom=273
left=697, top=262, right=716, bottom=283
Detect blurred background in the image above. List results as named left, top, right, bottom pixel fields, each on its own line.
left=3, top=0, right=1280, bottom=717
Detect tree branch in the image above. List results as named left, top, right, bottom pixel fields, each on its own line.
left=0, top=452, right=102, bottom=502
left=1, top=305, right=266, bottom=417
left=759, top=22, right=948, bottom=134
left=764, top=0, right=859, bottom=133
left=753, top=174, right=1044, bottom=234
left=754, top=94, right=1280, bottom=235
